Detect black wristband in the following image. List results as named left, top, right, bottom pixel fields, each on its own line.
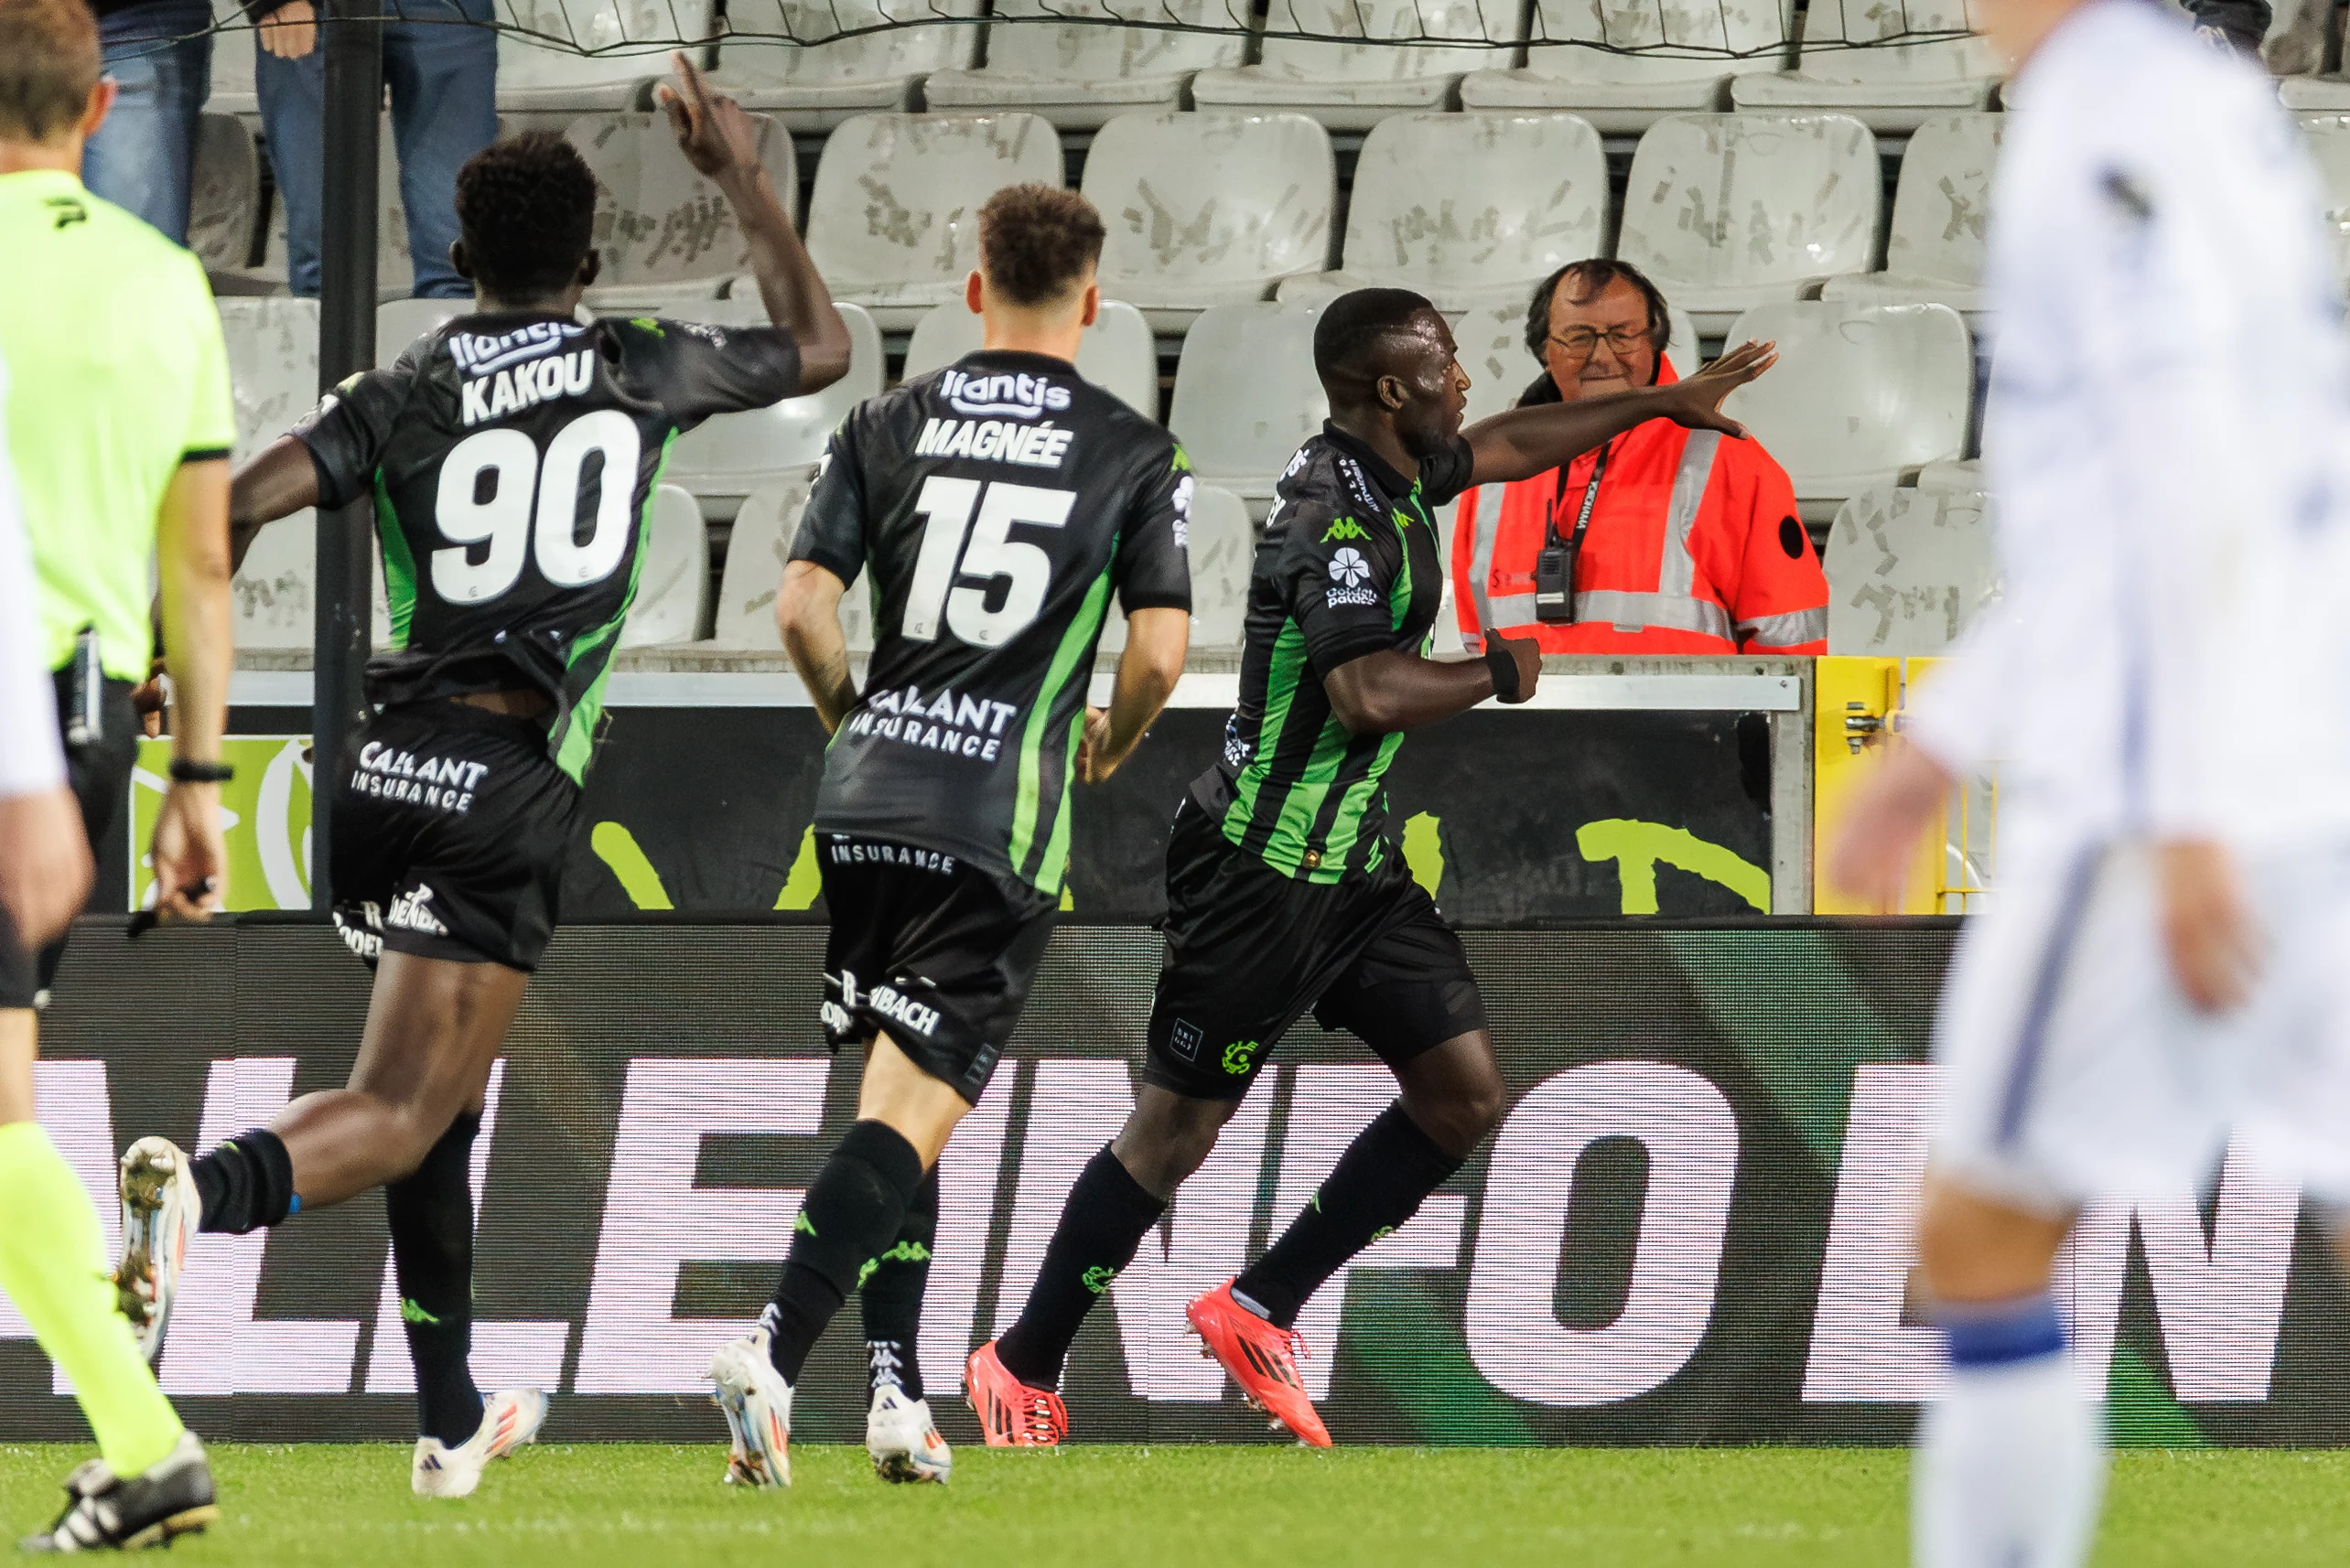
left=169, top=759, right=234, bottom=784
left=1482, top=641, right=1521, bottom=703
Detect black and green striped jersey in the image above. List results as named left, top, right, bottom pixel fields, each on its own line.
left=297, top=310, right=800, bottom=782
left=1197, top=423, right=1472, bottom=884
left=792, top=349, right=1193, bottom=897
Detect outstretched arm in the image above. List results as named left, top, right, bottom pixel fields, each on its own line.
left=1463, top=340, right=1778, bottom=486
left=227, top=435, right=322, bottom=574
left=659, top=51, right=853, bottom=392
left=1080, top=607, right=1188, bottom=784
left=1321, top=632, right=1540, bottom=736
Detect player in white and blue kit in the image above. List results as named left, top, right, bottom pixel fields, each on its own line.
left=1831, top=1, right=2350, bottom=1564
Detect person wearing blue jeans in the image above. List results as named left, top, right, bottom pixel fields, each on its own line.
left=251, top=0, right=496, bottom=298
left=81, top=0, right=214, bottom=245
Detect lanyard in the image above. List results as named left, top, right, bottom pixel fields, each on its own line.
left=1546, top=441, right=1613, bottom=557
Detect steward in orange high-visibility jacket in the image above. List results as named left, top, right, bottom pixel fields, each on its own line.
left=1450, top=260, right=1829, bottom=656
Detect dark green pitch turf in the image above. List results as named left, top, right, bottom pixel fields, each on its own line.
left=5, top=1445, right=2348, bottom=1565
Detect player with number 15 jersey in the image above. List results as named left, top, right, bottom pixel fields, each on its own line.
left=698, top=186, right=1190, bottom=1495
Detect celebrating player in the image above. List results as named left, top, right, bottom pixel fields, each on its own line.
left=967, top=288, right=1773, bottom=1447
left=702, top=183, right=1192, bottom=1488
left=113, top=57, right=850, bottom=1498
left=1828, top=3, right=2350, bottom=1565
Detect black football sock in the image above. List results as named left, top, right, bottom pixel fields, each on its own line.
left=859, top=1165, right=938, bottom=1403
left=190, top=1126, right=296, bottom=1235
left=762, top=1120, right=924, bottom=1386
left=385, top=1111, right=485, bottom=1447
left=1234, top=1101, right=1463, bottom=1329
left=995, top=1144, right=1166, bottom=1390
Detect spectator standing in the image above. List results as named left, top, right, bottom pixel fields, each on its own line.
left=1449, top=260, right=1829, bottom=657
left=250, top=0, right=495, bottom=297
left=78, top=0, right=210, bottom=243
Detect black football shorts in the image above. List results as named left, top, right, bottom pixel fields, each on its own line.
left=817, top=832, right=1058, bottom=1104
left=0, top=907, right=35, bottom=1012
left=1143, top=800, right=1488, bottom=1101
left=27, top=673, right=137, bottom=1005
left=329, top=699, right=582, bottom=972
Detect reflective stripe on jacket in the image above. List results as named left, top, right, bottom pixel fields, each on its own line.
left=1449, top=360, right=1829, bottom=656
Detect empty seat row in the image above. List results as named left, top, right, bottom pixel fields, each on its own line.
left=525, top=106, right=1957, bottom=333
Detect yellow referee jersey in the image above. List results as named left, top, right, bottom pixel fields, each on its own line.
left=0, top=170, right=236, bottom=683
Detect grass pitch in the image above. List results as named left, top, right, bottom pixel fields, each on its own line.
left=5, top=1444, right=2347, bottom=1566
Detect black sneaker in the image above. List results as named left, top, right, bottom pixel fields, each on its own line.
left=21, top=1431, right=217, bottom=1552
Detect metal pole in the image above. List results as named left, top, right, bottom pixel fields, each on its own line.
left=310, top=0, right=383, bottom=910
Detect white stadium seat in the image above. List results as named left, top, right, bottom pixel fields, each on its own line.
left=1731, top=0, right=2000, bottom=132
left=374, top=298, right=469, bottom=367
left=220, top=299, right=321, bottom=650
left=1082, top=111, right=1337, bottom=329
left=1098, top=479, right=1254, bottom=653
left=903, top=299, right=1161, bottom=417
left=922, top=0, right=1248, bottom=128
left=804, top=113, right=1065, bottom=329
left=708, top=0, right=983, bottom=130
left=1189, top=0, right=1513, bottom=131
left=207, top=0, right=258, bottom=120
left=1278, top=112, right=1606, bottom=312
left=188, top=113, right=259, bottom=274
left=658, top=299, right=885, bottom=510
left=1451, top=294, right=1701, bottom=429
left=2299, top=115, right=2350, bottom=282
left=1183, top=483, right=1256, bottom=650
left=494, top=0, right=704, bottom=122
left=1719, top=299, right=1974, bottom=521
left=1915, top=456, right=1985, bottom=493
left=1617, top=113, right=1882, bottom=333
left=1821, top=113, right=2001, bottom=317
left=1459, top=0, right=1794, bottom=134
left=1825, top=478, right=1998, bottom=655
left=1169, top=300, right=1327, bottom=510
left=619, top=485, right=713, bottom=647
left=566, top=110, right=800, bottom=310
left=711, top=469, right=877, bottom=649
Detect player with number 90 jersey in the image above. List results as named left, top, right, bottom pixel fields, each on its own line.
left=792, top=349, right=1191, bottom=896
left=300, top=313, right=802, bottom=784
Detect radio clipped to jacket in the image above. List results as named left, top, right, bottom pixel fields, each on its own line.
left=1535, top=444, right=1612, bottom=625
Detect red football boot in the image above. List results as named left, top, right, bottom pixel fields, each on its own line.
left=965, top=1341, right=1069, bottom=1447
left=1185, top=1281, right=1331, bottom=1447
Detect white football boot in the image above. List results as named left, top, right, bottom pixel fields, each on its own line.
left=865, top=1384, right=952, bottom=1485
left=114, top=1137, right=200, bottom=1364
left=706, top=1330, right=792, bottom=1487
left=412, top=1389, right=549, bottom=1498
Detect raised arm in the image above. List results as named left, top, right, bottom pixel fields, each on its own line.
left=778, top=560, right=857, bottom=735
left=1463, top=340, right=1777, bottom=486
left=1080, top=608, right=1187, bottom=784
left=660, top=52, right=852, bottom=393
left=227, top=435, right=323, bottom=575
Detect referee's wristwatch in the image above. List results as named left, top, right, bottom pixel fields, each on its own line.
left=168, top=759, right=235, bottom=784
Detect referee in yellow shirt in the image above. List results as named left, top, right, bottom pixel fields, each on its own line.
left=0, top=0, right=232, bottom=1546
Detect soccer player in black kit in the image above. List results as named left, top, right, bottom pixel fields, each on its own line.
left=703, top=183, right=1192, bottom=1488
left=111, top=57, right=851, bottom=1498
left=967, top=290, right=1776, bottom=1446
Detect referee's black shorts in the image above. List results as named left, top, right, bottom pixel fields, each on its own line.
left=14, top=672, right=139, bottom=1008
left=1142, top=799, right=1488, bottom=1101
